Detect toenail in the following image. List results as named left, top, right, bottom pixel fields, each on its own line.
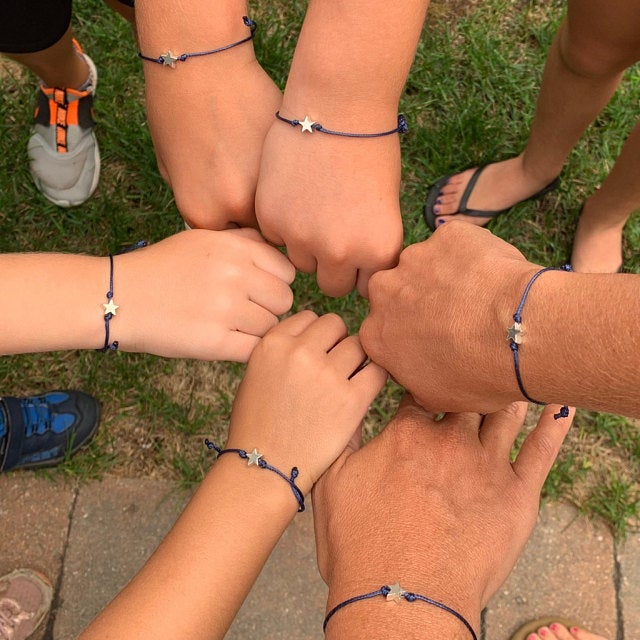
left=436, top=198, right=442, bottom=204
left=433, top=207, right=439, bottom=214
left=539, top=629, right=547, bottom=637
left=570, top=627, right=580, bottom=634
left=436, top=219, right=445, bottom=226
left=550, top=623, right=558, bottom=631
left=527, top=635, right=537, bottom=640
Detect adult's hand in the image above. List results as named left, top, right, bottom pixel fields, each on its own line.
left=115, top=228, right=295, bottom=361
left=360, top=221, right=536, bottom=412
left=313, top=396, right=574, bottom=639
left=227, top=311, right=388, bottom=494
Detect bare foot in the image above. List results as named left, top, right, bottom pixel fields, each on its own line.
left=429, top=155, right=558, bottom=227
left=571, top=202, right=624, bottom=273
left=526, top=621, right=609, bottom=640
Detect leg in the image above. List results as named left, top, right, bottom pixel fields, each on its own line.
left=571, top=119, right=640, bottom=272
left=430, top=0, right=640, bottom=227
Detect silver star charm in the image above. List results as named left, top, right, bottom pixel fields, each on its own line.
left=507, top=322, right=523, bottom=344
left=160, top=50, right=179, bottom=68
left=299, top=116, right=316, bottom=133
left=103, top=299, right=119, bottom=317
left=246, top=448, right=263, bottom=466
left=386, top=583, right=406, bottom=603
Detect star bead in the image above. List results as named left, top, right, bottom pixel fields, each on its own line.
left=300, top=116, right=316, bottom=133
left=386, top=583, right=406, bottom=603
left=247, top=448, right=263, bottom=466
left=507, top=322, right=523, bottom=344
left=103, top=299, right=119, bottom=317
left=160, top=50, right=179, bottom=68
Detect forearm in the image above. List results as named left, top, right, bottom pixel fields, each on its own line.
left=80, top=455, right=298, bottom=640
left=283, top=0, right=429, bottom=124
left=517, top=270, right=640, bottom=417
left=0, top=253, right=106, bottom=354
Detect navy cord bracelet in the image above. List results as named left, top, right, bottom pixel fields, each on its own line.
left=275, top=111, right=408, bottom=138
left=98, top=240, right=147, bottom=353
left=323, top=583, right=477, bottom=640
left=205, top=439, right=305, bottom=512
left=507, top=264, right=572, bottom=420
left=139, top=16, right=256, bottom=68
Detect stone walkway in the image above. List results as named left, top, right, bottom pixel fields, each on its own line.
left=0, top=474, right=637, bottom=639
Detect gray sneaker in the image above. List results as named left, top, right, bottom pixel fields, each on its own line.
left=0, top=570, right=53, bottom=640
left=28, top=39, right=100, bottom=208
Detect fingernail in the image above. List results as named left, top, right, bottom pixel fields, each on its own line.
left=437, top=219, right=445, bottom=226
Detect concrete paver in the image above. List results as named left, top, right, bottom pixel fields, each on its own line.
left=2, top=474, right=636, bottom=640
left=0, top=473, right=75, bottom=587
left=484, top=502, right=618, bottom=640
left=618, top=531, right=640, bottom=639
left=53, top=477, right=190, bottom=639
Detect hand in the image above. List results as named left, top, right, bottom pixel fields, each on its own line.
left=115, top=228, right=295, bottom=361
left=313, top=396, right=574, bottom=637
left=360, top=221, right=536, bottom=412
left=255, top=118, right=403, bottom=298
left=145, top=57, right=282, bottom=230
left=226, top=311, right=388, bottom=494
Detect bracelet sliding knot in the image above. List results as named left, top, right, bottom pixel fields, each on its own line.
left=139, top=17, right=256, bottom=68
left=507, top=264, right=572, bottom=420
left=275, top=111, right=408, bottom=138
left=205, top=439, right=305, bottom=512
left=323, top=582, right=477, bottom=640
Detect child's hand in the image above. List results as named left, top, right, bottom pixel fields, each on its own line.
left=226, top=311, right=388, bottom=494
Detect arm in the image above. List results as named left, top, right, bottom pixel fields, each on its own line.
left=255, top=0, right=429, bottom=297
left=2, top=228, right=295, bottom=362
left=360, top=221, right=640, bottom=418
left=135, top=0, right=281, bottom=229
left=80, top=311, right=387, bottom=640
left=313, top=397, right=574, bottom=639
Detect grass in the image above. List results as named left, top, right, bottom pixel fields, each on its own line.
left=0, top=0, right=638, bottom=536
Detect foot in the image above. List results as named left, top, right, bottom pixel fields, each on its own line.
left=525, top=621, right=609, bottom=640
left=430, top=156, right=558, bottom=227
left=0, top=390, right=101, bottom=472
left=0, top=569, right=53, bottom=640
left=28, top=39, right=100, bottom=207
left=571, top=202, right=625, bottom=273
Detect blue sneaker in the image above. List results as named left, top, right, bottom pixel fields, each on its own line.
left=0, top=391, right=100, bottom=472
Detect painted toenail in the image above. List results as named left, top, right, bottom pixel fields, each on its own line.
left=570, top=627, right=580, bottom=634
left=527, top=635, right=537, bottom=640
left=433, top=207, right=439, bottom=214
left=436, top=219, right=445, bottom=226
left=436, top=198, right=442, bottom=204
left=539, top=629, right=547, bottom=637
left=550, top=624, right=558, bottom=631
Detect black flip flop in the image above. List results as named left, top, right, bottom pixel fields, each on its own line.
left=424, top=166, right=560, bottom=232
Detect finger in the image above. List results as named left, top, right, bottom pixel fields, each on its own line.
left=513, top=404, right=575, bottom=488
left=217, top=332, right=261, bottom=363
left=355, top=268, right=374, bottom=299
left=300, top=313, right=348, bottom=352
left=316, top=261, right=357, bottom=298
left=271, top=309, right=319, bottom=337
left=223, top=227, right=265, bottom=242
left=345, top=423, right=363, bottom=454
left=348, top=360, right=388, bottom=406
left=234, top=302, right=279, bottom=337
left=285, top=244, right=318, bottom=274
left=257, top=220, right=285, bottom=247
left=247, top=269, right=294, bottom=316
left=327, top=335, right=368, bottom=377
left=251, top=242, right=296, bottom=284
left=438, top=411, right=485, bottom=433
left=478, top=402, right=529, bottom=458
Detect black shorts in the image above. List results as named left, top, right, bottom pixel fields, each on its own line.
left=0, top=0, right=134, bottom=54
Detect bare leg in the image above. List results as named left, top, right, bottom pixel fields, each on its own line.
left=4, top=26, right=88, bottom=88
left=432, top=0, right=640, bottom=228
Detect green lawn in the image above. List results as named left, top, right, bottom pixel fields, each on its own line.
left=0, top=0, right=638, bottom=536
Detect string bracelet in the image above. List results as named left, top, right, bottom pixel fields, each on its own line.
left=507, top=264, right=572, bottom=420
left=98, top=240, right=147, bottom=353
left=139, top=16, right=256, bottom=68
left=205, top=439, right=305, bottom=512
left=323, top=583, right=477, bottom=640
left=275, top=112, right=408, bottom=138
